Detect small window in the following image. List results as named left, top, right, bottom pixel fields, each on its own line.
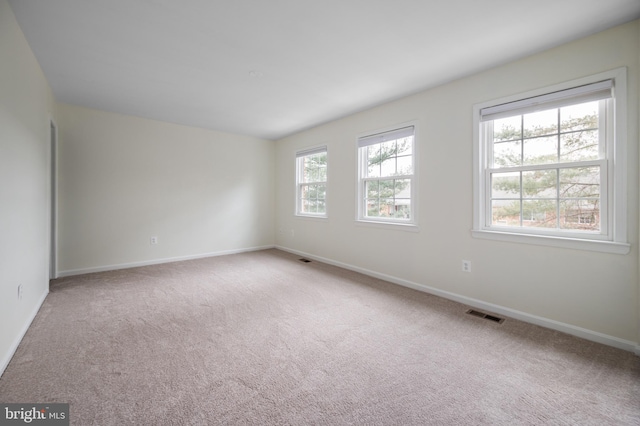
left=357, top=125, right=416, bottom=225
left=473, top=69, right=629, bottom=254
left=296, top=147, right=327, bottom=217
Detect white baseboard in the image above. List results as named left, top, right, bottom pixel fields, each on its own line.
left=276, top=245, right=640, bottom=355
left=0, top=288, right=49, bottom=378
left=57, top=245, right=276, bottom=277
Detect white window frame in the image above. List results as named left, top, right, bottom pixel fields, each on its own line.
left=295, top=146, right=328, bottom=218
left=472, top=68, right=629, bottom=254
left=356, top=123, right=418, bottom=228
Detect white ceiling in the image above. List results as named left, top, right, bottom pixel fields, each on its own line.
left=9, top=0, right=640, bottom=140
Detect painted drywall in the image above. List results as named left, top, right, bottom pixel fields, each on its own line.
left=56, top=103, right=275, bottom=275
left=275, top=21, right=640, bottom=346
left=0, top=0, right=54, bottom=373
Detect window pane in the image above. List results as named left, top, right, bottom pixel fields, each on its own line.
left=378, top=179, right=395, bottom=198
left=394, top=179, right=411, bottom=197
left=303, top=156, right=314, bottom=169
left=302, top=153, right=326, bottom=183
left=303, top=166, right=316, bottom=183
left=492, top=199, right=520, bottom=226
left=522, top=200, right=557, bottom=228
left=366, top=181, right=379, bottom=199
left=559, top=167, right=599, bottom=198
left=317, top=165, right=327, bottom=181
left=493, top=140, right=521, bottom=168
left=492, top=172, right=520, bottom=198
left=364, top=179, right=411, bottom=220
left=367, top=199, right=397, bottom=218
left=366, top=199, right=380, bottom=217
left=367, top=163, right=380, bottom=177
left=381, top=140, right=396, bottom=156
left=493, top=116, right=521, bottom=142
left=380, top=157, right=396, bottom=177
left=523, top=136, right=558, bottom=165
left=396, top=155, right=412, bottom=175
left=380, top=199, right=394, bottom=217
left=522, top=169, right=557, bottom=199
left=316, top=200, right=326, bottom=214
left=523, top=109, right=558, bottom=138
left=303, top=154, right=324, bottom=181
left=560, top=101, right=598, bottom=132
left=297, top=150, right=327, bottom=216
left=560, top=199, right=599, bottom=231
left=367, top=146, right=381, bottom=177
left=367, top=144, right=380, bottom=160
left=394, top=201, right=411, bottom=219
left=316, top=184, right=326, bottom=200
left=307, top=184, right=319, bottom=199
left=397, top=138, right=413, bottom=155
left=560, top=130, right=599, bottom=162
left=307, top=153, right=324, bottom=168
left=300, top=184, right=309, bottom=199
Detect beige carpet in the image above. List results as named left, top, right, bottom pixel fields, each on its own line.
left=1, top=249, right=638, bottom=425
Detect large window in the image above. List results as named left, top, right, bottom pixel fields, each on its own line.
left=473, top=69, right=629, bottom=254
left=296, top=147, right=327, bottom=217
left=357, top=125, right=415, bottom=225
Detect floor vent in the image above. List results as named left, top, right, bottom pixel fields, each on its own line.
left=466, top=309, right=505, bottom=324
left=298, top=258, right=312, bottom=263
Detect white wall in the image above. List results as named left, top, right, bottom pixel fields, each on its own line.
left=275, top=21, right=640, bottom=349
left=0, top=0, right=54, bottom=373
left=56, top=103, right=275, bottom=275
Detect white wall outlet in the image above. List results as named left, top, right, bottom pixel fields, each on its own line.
left=462, top=260, right=471, bottom=273
left=150, top=236, right=158, bottom=245
left=290, top=229, right=295, bottom=237
left=17, top=284, right=23, bottom=300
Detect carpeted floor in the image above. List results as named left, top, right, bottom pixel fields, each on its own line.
left=1, top=249, right=638, bottom=425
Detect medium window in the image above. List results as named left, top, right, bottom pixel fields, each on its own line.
left=473, top=69, right=629, bottom=253
left=357, top=126, right=415, bottom=224
left=296, top=147, right=327, bottom=217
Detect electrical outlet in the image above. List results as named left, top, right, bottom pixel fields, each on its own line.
left=150, top=236, right=158, bottom=245
left=17, top=284, right=23, bottom=300
left=290, top=229, right=295, bottom=237
left=462, top=260, right=471, bottom=273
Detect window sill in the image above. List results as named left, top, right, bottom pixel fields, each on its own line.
left=472, top=229, right=630, bottom=254
left=295, top=214, right=328, bottom=221
left=356, top=220, right=419, bottom=233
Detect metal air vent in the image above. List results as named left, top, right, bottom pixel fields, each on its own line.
left=466, top=309, right=505, bottom=324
